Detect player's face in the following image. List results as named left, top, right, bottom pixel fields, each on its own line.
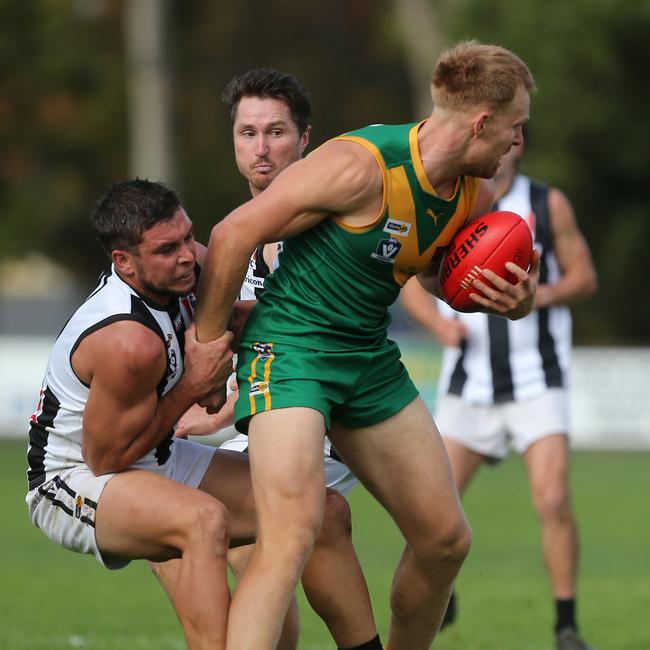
left=467, top=84, right=530, bottom=179
left=119, top=208, right=197, bottom=304
left=233, top=96, right=310, bottom=196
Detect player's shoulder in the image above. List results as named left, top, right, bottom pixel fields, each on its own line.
left=83, top=319, right=166, bottom=374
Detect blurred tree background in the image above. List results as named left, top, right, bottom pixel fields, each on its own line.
left=0, top=0, right=648, bottom=343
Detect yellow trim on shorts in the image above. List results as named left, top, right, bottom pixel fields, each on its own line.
left=263, top=350, right=274, bottom=410
left=247, top=342, right=275, bottom=414
left=248, top=353, right=259, bottom=414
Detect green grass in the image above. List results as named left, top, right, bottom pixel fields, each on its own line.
left=4, top=440, right=649, bottom=649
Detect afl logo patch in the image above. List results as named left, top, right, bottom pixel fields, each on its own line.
left=249, top=381, right=270, bottom=395
left=383, top=219, right=411, bottom=237
left=371, top=238, right=402, bottom=264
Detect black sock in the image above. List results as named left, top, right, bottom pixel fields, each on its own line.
left=339, top=634, right=383, bottom=650
left=555, top=598, right=577, bottom=633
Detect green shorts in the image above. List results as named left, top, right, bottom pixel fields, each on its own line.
left=234, top=339, right=419, bottom=432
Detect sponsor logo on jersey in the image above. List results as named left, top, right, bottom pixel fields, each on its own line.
left=165, top=337, right=179, bottom=380
left=371, top=238, right=402, bottom=264
left=245, top=277, right=265, bottom=288
left=252, top=342, right=274, bottom=359
left=249, top=381, right=270, bottom=395
left=426, top=208, right=442, bottom=226
left=75, top=494, right=83, bottom=518
left=384, top=219, right=411, bottom=237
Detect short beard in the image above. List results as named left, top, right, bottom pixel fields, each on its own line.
left=140, top=276, right=195, bottom=301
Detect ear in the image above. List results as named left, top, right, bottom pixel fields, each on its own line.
left=112, top=249, right=136, bottom=277
left=472, top=111, right=491, bottom=138
left=299, top=125, right=312, bottom=155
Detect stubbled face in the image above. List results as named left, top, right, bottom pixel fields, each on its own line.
left=466, top=84, right=530, bottom=179
left=118, top=208, right=197, bottom=304
left=233, top=95, right=310, bottom=196
left=494, top=139, right=526, bottom=183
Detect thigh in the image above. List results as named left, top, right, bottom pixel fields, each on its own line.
left=330, top=396, right=464, bottom=539
left=197, top=448, right=256, bottom=546
left=248, top=407, right=328, bottom=530
left=95, top=468, right=221, bottom=562
left=523, top=433, right=571, bottom=496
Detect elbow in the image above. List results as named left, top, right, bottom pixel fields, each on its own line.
left=82, top=443, right=129, bottom=476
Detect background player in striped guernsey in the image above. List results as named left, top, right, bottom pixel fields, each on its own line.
left=195, top=41, right=540, bottom=650
left=174, top=67, right=378, bottom=650
left=25, top=179, right=381, bottom=650
left=401, top=134, right=597, bottom=650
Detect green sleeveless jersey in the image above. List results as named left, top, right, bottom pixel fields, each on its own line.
left=240, top=122, right=481, bottom=351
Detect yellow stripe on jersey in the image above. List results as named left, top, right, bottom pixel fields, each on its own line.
left=331, top=135, right=388, bottom=233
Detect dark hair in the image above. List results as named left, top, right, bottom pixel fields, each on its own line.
left=222, top=67, right=312, bottom=135
left=91, top=179, right=181, bottom=256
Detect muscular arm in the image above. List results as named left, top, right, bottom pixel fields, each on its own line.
left=535, top=188, right=597, bottom=308
left=76, top=321, right=233, bottom=475
left=195, top=140, right=383, bottom=342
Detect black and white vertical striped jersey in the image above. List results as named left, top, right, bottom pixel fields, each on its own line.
left=437, top=175, right=572, bottom=405
left=27, top=266, right=196, bottom=490
left=239, top=243, right=283, bottom=301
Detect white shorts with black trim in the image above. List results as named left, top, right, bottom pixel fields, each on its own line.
left=436, top=388, right=570, bottom=460
left=25, top=438, right=216, bottom=570
left=219, top=433, right=358, bottom=496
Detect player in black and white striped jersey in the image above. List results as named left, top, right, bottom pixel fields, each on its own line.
left=25, top=179, right=380, bottom=650
left=176, top=68, right=358, bottom=497
left=402, top=136, right=597, bottom=650
left=171, top=69, right=377, bottom=650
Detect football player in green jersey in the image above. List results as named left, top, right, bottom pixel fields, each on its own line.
left=197, top=41, right=540, bottom=650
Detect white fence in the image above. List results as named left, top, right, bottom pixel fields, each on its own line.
left=2, top=335, right=649, bottom=450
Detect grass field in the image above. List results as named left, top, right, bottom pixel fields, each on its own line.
left=2, top=439, right=649, bottom=649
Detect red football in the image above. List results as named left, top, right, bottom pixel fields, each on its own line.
left=439, top=210, right=533, bottom=312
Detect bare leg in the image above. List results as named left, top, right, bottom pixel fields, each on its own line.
left=225, top=407, right=328, bottom=650
left=523, top=434, right=579, bottom=599
left=442, top=436, right=485, bottom=496
left=96, top=470, right=230, bottom=650
left=302, top=489, right=377, bottom=647
left=154, top=445, right=378, bottom=649
left=229, top=545, right=300, bottom=650
left=330, top=397, right=472, bottom=650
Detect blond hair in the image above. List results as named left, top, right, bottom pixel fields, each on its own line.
left=432, top=40, right=536, bottom=111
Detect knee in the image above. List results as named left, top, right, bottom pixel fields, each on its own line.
left=532, top=484, right=572, bottom=522
left=316, top=489, right=352, bottom=546
left=184, top=497, right=230, bottom=554
left=411, top=512, right=472, bottom=569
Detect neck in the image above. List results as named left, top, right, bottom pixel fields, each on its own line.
left=416, top=113, right=471, bottom=195
left=494, top=167, right=517, bottom=202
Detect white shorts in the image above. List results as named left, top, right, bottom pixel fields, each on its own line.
left=219, top=433, right=358, bottom=496
left=25, top=438, right=216, bottom=570
left=435, top=389, right=569, bottom=460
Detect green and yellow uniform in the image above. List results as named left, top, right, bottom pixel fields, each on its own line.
left=235, top=122, right=481, bottom=431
